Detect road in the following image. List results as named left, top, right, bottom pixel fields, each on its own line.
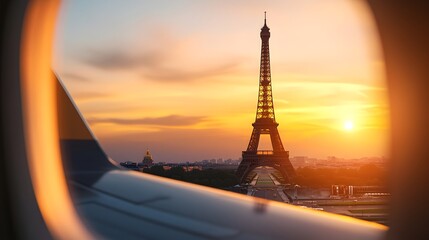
left=248, top=167, right=289, bottom=203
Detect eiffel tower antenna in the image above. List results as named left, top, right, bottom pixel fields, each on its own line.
left=264, top=11, right=267, bottom=25
left=236, top=13, right=296, bottom=184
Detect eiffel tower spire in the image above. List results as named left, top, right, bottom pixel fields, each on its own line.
left=236, top=13, right=296, bottom=184
left=264, top=11, right=267, bottom=26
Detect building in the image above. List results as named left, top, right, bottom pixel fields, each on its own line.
left=139, top=149, right=154, bottom=168
left=331, top=185, right=390, bottom=197
left=120, top=149, right=155, bottom=171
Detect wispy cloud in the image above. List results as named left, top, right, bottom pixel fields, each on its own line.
left=61, top=72, right=91, bottom=82
left=73, top=92, right=114, bottom=102
left=79, top=47, right=242, bottom=82
left=81, top=49, right=163, bottom=70
left=75, top=22, right=245, bottom=83
left=142, top=62, right=240, bottom=82
left=87, top=115, right=207, bottom=127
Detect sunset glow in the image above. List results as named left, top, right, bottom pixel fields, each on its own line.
left=54, top=0, right=390, bottom=163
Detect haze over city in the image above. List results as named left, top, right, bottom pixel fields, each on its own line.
left=53, top=0, right=390, bottom=163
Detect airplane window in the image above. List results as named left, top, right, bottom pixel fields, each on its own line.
left=53, top=0, right=390, bottom=227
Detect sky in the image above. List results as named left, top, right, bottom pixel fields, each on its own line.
left=53, top=0, right=390, bottom=163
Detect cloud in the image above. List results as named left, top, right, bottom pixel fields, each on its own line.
left=61, top=72, right=91, bottom=82
left=80, top=49, right=163, bottom=70
left=79, top=47, right=242, bottom=82
left=142, top=62, right=240, bottom=82
left=87, top=115, right=207, bottom=127
left=73, top=92, right=113, bottom=102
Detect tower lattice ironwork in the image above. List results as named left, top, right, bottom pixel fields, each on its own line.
left=236, top=13, right=296, bottom=183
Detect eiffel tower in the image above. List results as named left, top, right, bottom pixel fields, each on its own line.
left=236, top=13, right=296, bottom=184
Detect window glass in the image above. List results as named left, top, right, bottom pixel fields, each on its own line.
left=54, top=0, right=390, bottom=225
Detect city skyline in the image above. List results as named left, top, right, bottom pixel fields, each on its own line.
left=53, top=0, right=390, bottom=163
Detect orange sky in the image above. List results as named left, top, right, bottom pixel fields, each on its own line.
left=53, top=0, right=390, bottom=163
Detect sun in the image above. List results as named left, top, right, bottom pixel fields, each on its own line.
left=344, top=120, right=354, bottom=131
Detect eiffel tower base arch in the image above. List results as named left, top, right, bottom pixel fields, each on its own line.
left=236, top=151, right=295, bottom=184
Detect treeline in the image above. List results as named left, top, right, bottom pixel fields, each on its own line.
left=143, top=166, right=239, bottom=188
left=143, top=164, right=387, bottom=189
left=294, top=164, right=388, bottom=187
